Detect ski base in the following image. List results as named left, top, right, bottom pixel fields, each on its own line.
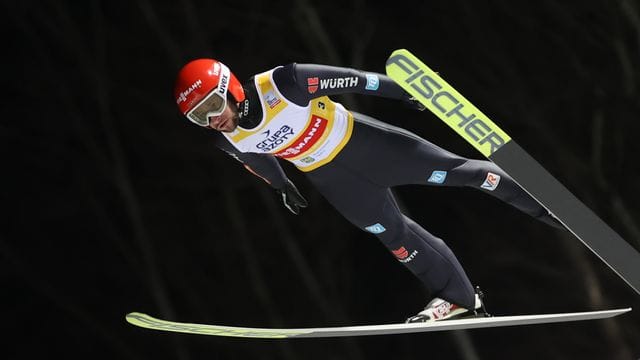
left=126, top=308, right=630, bottom=339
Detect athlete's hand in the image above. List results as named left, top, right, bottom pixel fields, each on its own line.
left=401, top=92, right=426, bottom=111
left=277, top=179, right=308, bottom=215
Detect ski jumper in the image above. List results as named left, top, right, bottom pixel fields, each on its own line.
left=210, top=63, right=553, bottom=309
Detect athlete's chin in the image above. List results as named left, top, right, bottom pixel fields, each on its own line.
left=218, top=123, right=236, bottom=133
left=220, top=116, right=239, bottom=132
left=220, top=126, right=237, bottom=133
left=210, top=118, right=233, bottom=132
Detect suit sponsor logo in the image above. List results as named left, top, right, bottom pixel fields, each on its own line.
left=320, top=76, right=358, bottom=90
left=365, top=223, right=386, bottom=234
left=365, top=74, right=379, bottom=90
left=307, top=76, right=359, bottom=93
left=307, top=77, right=319, bottom=94
left=265, top=90, right=281, bottom=109
left=242, top=99, right=250, bottom=116
left=274, top=116, right=328, bottom=158
left=256, top=125, right=294, bottom=152
left=481, top=172, right=501, bottom=191
left=392, top=247, right=408, bottom=259
left=428, top=170, right=447, bottom=184
left=392, top=246, right=418, bottom=263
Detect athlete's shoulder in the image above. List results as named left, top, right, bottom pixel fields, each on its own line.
left=273, top=63, right=354, bottom=87
left=271, top=63, right=297, bottom=87
left=270, top=63, right=310, bottom=106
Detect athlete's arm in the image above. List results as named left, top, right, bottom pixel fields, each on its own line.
left=212, top=132, right=288, bottom=189
left=273, top=63, right=408, bottom=105
left=213, top=135, right=308, bottom=214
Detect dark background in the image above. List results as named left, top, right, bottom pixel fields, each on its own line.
left=3, top=0, right=640, bottom=359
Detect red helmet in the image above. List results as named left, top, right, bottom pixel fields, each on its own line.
left=174, top=58, right=245, bottom=126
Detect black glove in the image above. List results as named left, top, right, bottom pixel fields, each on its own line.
left=276, top=179, right=308, bottom=215
left=401, top=92, right=426, bottom=111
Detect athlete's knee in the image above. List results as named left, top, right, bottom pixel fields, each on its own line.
left=361, top=216, right=406, bottom=243
left=447, top=159, right=500, bottom=188
left=454, top=160, right=544, bottom=214
left=362, top=221, right=391, bottom=236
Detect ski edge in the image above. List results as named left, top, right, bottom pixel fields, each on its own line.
left=126, top=308, right=631, bottom=339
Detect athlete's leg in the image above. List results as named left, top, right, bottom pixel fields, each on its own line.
left=444, top=159, right=562, bottom=228
left=346, top=113, right=562, bottom=229
left=306, top=162, right=476, bottom=309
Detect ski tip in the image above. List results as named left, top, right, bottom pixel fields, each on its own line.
left=572, top=307, right=632, bottom=319
left=386, top=49, right=411, bottom=65
left=609, top=307, right=631, bottom=314
left=126, top=311, right=144, bottom=319
left=125, top=312, right=153, bottom=327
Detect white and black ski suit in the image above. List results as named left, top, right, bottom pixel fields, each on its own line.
left=209, top=63, right=559, bottom=309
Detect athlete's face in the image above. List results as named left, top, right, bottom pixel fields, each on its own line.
left=208, top=101, right=240, bottom=132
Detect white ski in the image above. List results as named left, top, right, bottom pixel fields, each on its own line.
left=126, top=308, right=630, bottom=338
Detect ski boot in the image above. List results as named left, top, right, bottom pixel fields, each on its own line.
left=405, top=286, right=491, bottom=323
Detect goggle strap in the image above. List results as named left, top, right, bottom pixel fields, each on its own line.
left=217, top=64, right=231, bottom=100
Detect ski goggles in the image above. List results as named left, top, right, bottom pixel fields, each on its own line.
left=186, top=64, right=231, bottom=127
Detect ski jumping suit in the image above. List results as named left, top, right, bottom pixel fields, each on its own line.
left=210, top=63, right=557, bottom=309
